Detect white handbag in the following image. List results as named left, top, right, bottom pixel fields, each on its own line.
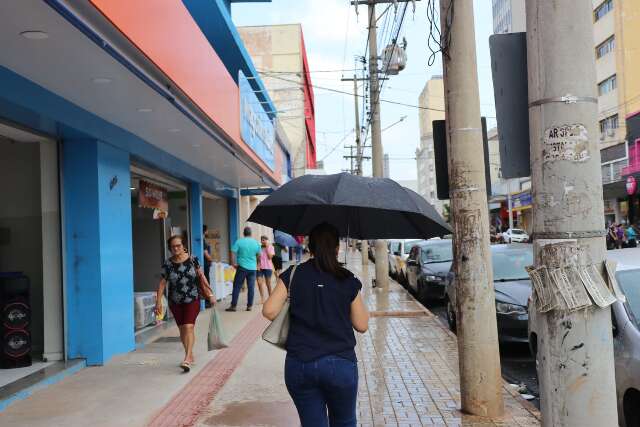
left=262, top=265, right=298, bottom=349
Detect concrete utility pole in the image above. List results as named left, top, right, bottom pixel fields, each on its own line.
left=352, top=0, right=417, bottom=283
left=526, top=2, right=618, bottom=425
left=367, top=1, right=389, bottom=289
left=440, top=0, right=504, bottom=417
left=350, top=75, right=370, bottom=265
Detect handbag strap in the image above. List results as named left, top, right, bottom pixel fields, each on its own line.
left=287, top=265, right=299, bottom=298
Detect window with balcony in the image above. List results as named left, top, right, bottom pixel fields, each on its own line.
left=599, top=114, right=619, bottom=133
left=598, top=74, right=617, bottom=95
left=596, top=36, right=615, bottom=59
left=594, top=0, right=613, bottom=21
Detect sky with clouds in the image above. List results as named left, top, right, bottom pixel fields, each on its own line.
left=232, top=0, right=497, bottom=182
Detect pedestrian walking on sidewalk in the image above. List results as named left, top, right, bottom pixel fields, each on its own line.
left=155, top=235, right=215, bottom=372
left=294, top=235, right=305, bottom=264
left=625, top=224, right=637, bottom=248
left=272, top=241, right=286, bottom=276
left=262, top=222, right=370, bottom=427
left=257, top=235, right=275, bottom=303
left=607, top=224, right=618, bottom=250
left=227, top=226, right=261, bottom=312
left=616, top=223, right=626, bottom=249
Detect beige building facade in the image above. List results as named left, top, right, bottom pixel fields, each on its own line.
left=238, top=24, right=316, bottom=178
left=416, top=76, right=446, bottom=214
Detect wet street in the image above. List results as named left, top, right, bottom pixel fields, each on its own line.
left=428, top=303, right=540, bottom=408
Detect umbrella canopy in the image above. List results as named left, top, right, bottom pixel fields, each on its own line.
left=273, top=230, right=299, bottom=248
left=248, top=173, right=451, bottom=239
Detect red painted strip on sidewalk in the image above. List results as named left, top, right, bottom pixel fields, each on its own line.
left=147, top=313, right=269, bottom=427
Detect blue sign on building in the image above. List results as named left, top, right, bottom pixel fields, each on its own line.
left=239, top=70, right=275, bottom=170
left=512, top=190, right=532, bottom=211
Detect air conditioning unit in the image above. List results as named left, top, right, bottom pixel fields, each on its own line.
left=607, top=129, right=615, bottom=137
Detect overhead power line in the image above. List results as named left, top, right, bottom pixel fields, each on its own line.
left=257, top=68, right=361, bottom=74
left=262, top=72, right=446, bottom=112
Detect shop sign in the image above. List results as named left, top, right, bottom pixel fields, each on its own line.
left=543, top=124, right=590, bottom=163
left=511, top=190, right=532, bottom=211
left=138, top=180, right=168, bottom=213
left=627, top=176, right=637, bottom=196
left=239, top=70, right=275, bottom=170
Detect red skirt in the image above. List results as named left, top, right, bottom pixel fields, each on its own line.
left=169, top=299, right=200, bottom=326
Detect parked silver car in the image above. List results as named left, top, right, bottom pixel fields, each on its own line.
left=528, top=248, right=640, bottom=427
left=406, top=240, right=453, bottom=303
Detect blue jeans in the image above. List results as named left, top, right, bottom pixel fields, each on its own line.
left=285, top=355, right=358, bottom=427
left=295, top=246, right=303, bottom=263
left=231, top=267, right=256, bottom=308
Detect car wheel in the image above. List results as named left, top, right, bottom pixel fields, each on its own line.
left=446, top=297, right=457, bottom=333
left=624, top=389, right=640, bottom=427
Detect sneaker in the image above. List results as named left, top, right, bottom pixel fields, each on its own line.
left=246, top=306, right=252, bottom=311
left=225, top=306, right=237, bottom=312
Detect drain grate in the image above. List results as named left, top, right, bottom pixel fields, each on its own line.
left=369, top=310, right=429, bottom=318
left=154, top=336, right=182, bottom=343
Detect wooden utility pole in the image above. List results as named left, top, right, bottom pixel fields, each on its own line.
left=440, top=0, right=504, bottom=417
left=526, top=1, right=618, bottom=425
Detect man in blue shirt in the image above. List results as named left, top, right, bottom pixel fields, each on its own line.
left=226, top=226, right=262, bottom=311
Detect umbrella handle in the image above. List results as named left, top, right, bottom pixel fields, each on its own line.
left=344, top=221, right=349, bottom=266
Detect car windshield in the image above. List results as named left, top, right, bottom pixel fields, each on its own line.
left=421, top=242, right=453, bottom=263
left=511, top=229, right=525, bottom=235
left=492, top=248, right=532, bottom=281
left=616, top=268, right=640, bottom=323
left=404, top=240, right=421, bottom=254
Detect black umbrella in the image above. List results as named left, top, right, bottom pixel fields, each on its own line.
left=248, top=173, right=451, bottom=239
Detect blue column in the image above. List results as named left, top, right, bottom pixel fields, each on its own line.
left=62, top=139, right=134, bottom=365
left=228, top=195, right=239, bottom=246
left=189, top=182, right=204, bottom=262
left=189, top=183, right=205, bottom=309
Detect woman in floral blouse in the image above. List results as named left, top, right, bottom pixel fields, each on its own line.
left=155, top=235, right=215, bottom=372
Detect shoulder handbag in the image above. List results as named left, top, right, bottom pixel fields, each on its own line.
left=262, top=265, right=298, bottom=349
left=192, top=256, right=214, bottom=300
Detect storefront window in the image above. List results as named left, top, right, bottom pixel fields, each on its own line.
left=0, top=132, right=63, bottom=376
left=130, top=168, right=190, bottom=331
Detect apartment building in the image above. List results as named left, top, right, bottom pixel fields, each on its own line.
left=416, top=76, right=446, bottom=214
left=491, top=0, right=526, bottom=33
left=491, top=0, right=640, bottom=225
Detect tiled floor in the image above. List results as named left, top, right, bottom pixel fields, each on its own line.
left=349, top=252, right=540, bottom=427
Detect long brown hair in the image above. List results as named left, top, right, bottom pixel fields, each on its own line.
left=308, top=223, right=350, bottom=280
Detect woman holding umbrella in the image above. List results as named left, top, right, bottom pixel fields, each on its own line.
left=252, top=173, right=450, bottom=426
left=263, top=222, right=369, bottom=427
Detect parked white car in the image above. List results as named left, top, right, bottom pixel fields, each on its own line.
left=502, top=228, right=529, bottom=243
left=388, top=239, right=423, bottom=284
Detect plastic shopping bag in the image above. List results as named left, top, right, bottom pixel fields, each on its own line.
left=207, top=308, right=229, bottom=351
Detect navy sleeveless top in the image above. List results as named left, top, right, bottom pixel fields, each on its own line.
left=280, top=260, right=362, bottom=362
